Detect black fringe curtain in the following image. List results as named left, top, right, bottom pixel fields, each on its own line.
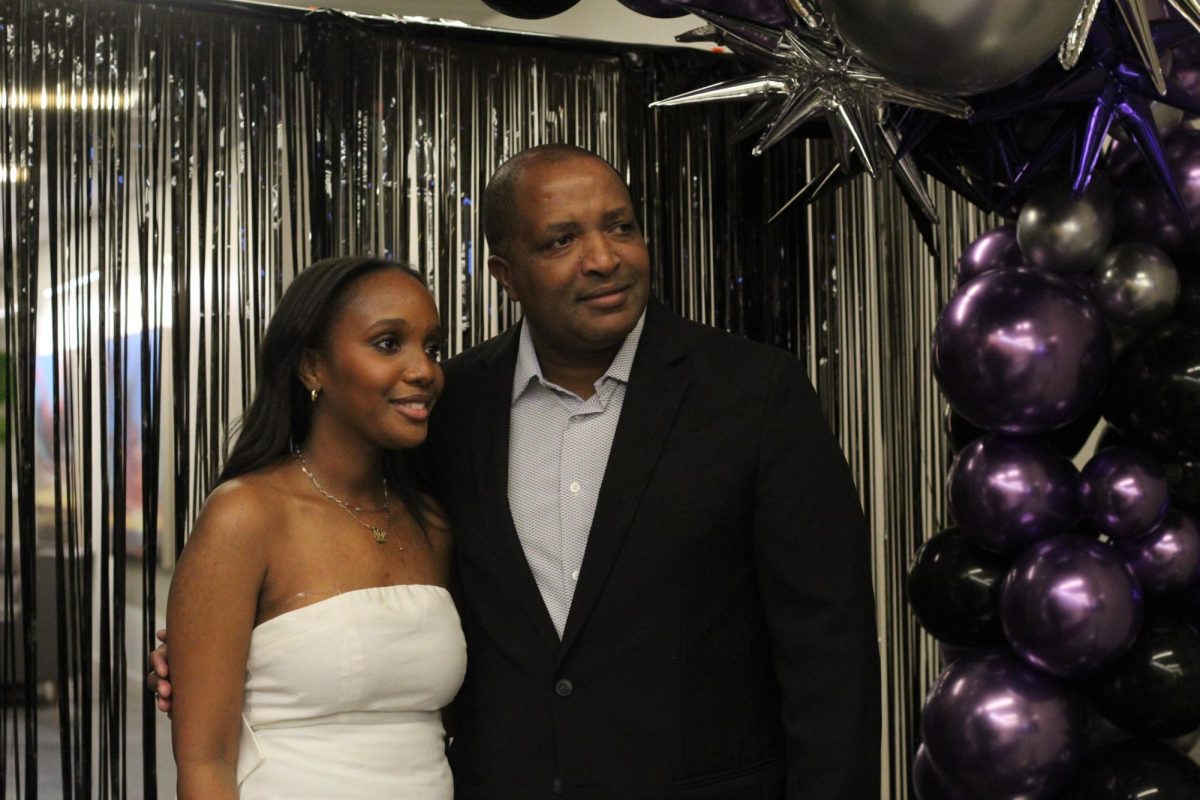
left=0, top=0, right=993, bottom=797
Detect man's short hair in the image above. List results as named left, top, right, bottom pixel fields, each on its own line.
left=482, top=144, right=626, bottom=256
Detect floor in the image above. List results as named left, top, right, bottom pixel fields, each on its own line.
left=3, top=563, right=175, bottom=798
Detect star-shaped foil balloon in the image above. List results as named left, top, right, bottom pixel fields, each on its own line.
left=975, top=11, right=1200, bottom=216
left=649, top=3, right=970, bottom=247
left=1060, top=0, right=1200, bottom=91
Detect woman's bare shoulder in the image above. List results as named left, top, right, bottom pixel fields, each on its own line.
left=189, top=464, right=294, bottom=549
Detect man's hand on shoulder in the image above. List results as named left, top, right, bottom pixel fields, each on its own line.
left=147, top=628, right=171, bottom=714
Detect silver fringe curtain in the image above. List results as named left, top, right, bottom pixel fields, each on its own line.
left=0, top=0, right=992, bottom=796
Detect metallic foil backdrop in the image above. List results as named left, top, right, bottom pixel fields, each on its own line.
left=0, top=0, right=993, bottom=796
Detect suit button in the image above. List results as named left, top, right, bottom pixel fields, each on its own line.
left=555, top=678, right=573, bottom=697
left=551, top=776, right=563, bottom=794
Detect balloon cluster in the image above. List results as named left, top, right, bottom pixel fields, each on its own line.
left=911, top=152, right=1200, bottom=795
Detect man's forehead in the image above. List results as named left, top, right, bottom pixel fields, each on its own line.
left=517, top=153, right=620, bottom=186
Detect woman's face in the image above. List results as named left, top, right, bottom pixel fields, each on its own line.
left=308, top=269, right=444, bottom=451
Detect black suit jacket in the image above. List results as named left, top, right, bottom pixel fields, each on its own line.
left=424, top=302, right=880, bottom=799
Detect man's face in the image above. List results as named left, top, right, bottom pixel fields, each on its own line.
left=488, top=156, right=651, bottom=361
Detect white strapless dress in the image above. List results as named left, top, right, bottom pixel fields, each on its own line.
left=236, top=584, right=466, bottom=799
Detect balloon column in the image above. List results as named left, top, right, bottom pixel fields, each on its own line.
left=912, top=141, right=1200, bottom=797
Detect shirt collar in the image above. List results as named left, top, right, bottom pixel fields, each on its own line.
left=511, top=310, right=647, bottom=404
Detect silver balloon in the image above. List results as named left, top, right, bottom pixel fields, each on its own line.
left=1017, top=176, right=1115, bottom=274
left=1093, top=242, right=1181, bottom=328
left=821, top=0, right=1085, bottom=96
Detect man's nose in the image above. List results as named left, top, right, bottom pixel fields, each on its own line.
left=580, top=233, right=619, bottom=274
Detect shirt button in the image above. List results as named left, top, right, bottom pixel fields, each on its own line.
left=555, top=678, right=574, bottom=697
left=569, top=481, right=581, bottom=493
left=570, top=570, right=579, bottom=582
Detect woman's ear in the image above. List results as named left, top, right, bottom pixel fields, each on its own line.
left=297, top=348, right=321, bottom=394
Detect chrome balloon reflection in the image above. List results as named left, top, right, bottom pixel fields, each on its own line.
left=933, top=267, right=1111, bottom=434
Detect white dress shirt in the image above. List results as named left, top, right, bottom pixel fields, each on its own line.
left=507, top=312, right=646, bottom=637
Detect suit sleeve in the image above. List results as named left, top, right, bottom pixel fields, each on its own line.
left=753, top=356, right=881, bottom=800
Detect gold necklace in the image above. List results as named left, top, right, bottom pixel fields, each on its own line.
left=293, top=449, right=395, bottom=546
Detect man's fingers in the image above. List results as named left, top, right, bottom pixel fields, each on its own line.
left=155, top=628, right=168, bottom=644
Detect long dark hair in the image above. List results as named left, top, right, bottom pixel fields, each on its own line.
left=217, top=256, right=435, bottom=532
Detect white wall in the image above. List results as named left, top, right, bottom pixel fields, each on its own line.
left=231, top=0, right=711, bottom=48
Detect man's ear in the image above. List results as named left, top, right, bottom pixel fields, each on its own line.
left=296, top=348, right=322, bottom=394
left=487, top=254, right=518, bottom=303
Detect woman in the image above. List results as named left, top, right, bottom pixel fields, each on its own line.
left=167, top=257, right=465, bottom=799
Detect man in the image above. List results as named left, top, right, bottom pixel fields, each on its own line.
left=152, top=144, right=881, bottom=798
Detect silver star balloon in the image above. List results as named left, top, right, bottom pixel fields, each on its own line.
left=1059, top=0, right=1200, bottom=91
left=649, top=7, right=969, bottom=229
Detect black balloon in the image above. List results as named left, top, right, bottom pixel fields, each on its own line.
left=1087, top=610, right=1200, bottom=738
left=1103, top=319, right=1200, bottom=461
left=1180, top=266, right=1200, bottom=318
left=1060, top=739, right=1200, bottom=800
left=1166, top=461, right=1200, bottom=514
left=906, top=527, right=1009, bottom=646
left=1098, top=424, right=1130, bottom=451
left=480, top=0, right=581, bottom=18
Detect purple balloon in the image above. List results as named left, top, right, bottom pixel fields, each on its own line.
left=677, top=0, right=793, bottom=26
left=912, top=744, right=966, bottom=800
left=933, top=268, right=1112, bottom=434
left=1170, top=61, right=1200, bottom=106
left=1120, top=130, right=1200, bottom=253
left=955, top=224, right=1024, bottom=286
left=921, top=652, right=1087, bottom=799
left=1079, top=446, right=1170, bottom=539
left=1001, top=534, right=1143, bottom=677
left=1114, top=510, right=1200, bottom=594
left=1107, top=136, right=1148, bottom=184
left=616, top=0, right=689, bottom=16
left=1113, top=178, right=1188, bottom=253
left=948, top=435, right=1080, bottom=554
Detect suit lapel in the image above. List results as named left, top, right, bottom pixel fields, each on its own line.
left=469, top=323, right=561, bottom=653
left=557, top=304, right=691, bottom=660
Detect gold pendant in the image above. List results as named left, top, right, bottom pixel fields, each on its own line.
left=371, top=527, right=388, bottom=544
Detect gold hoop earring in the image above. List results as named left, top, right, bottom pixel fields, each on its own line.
left=311, top=387, right=321, bottom=403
